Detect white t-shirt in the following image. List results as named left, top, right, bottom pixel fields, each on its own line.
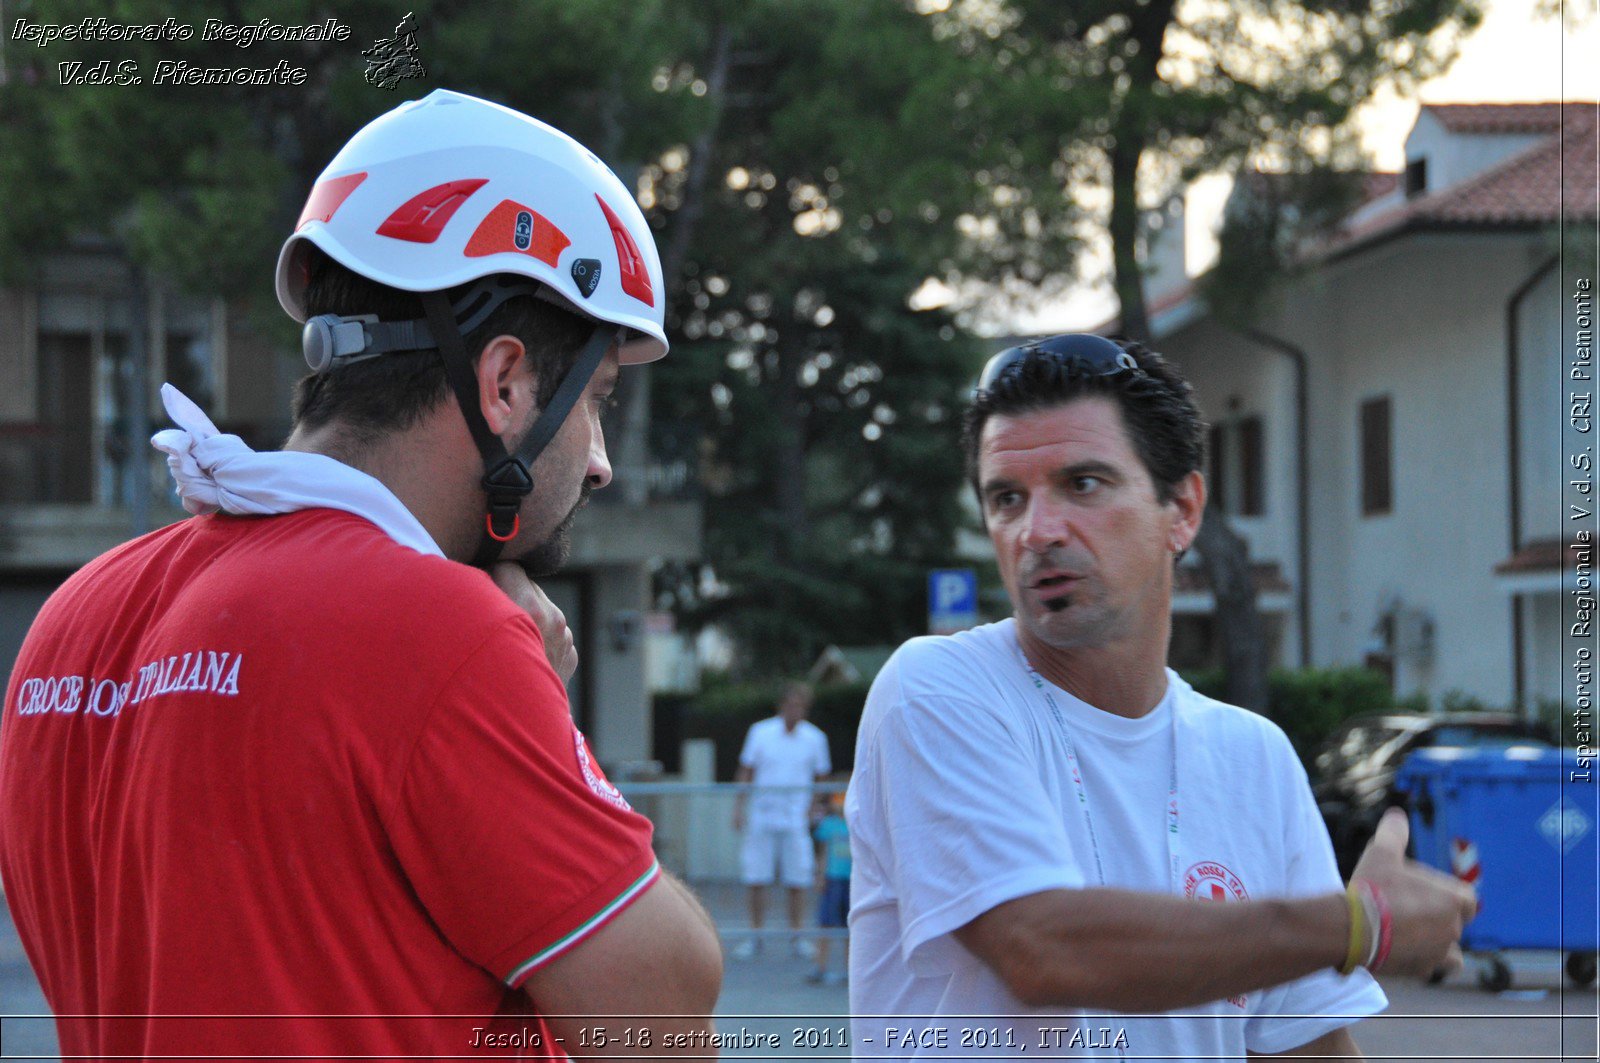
left=847, top=620, right=1385, bottom=1059
left=739, top=716, right=831, bottom=830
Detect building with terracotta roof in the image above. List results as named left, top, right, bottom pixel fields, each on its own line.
left=1115, top=101, right=1597, bottom=712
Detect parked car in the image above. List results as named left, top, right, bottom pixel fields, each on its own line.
left=1312, top=712, right=1555, bottom=876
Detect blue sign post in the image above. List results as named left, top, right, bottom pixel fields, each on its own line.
left=928, top=568, right=978, bottom=635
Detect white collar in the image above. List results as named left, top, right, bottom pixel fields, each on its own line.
left=150, top=384, right=444, bottom=558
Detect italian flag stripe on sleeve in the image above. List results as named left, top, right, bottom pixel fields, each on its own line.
left=504, top=860, right=662, bottom=987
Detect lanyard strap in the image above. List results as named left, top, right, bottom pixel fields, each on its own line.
left=1023, top=666, right=1181, bottom=893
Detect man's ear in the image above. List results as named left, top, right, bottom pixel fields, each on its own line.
left=1167, top=469, right=1206, bottom=555
left=474, top=334, right=537, bottom=435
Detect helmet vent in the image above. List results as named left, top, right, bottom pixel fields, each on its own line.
left=377, top=178, right=489, bottom=244
left=594, top=194, right=655, bottom=308
left=295, top=172, right=367, bottom=231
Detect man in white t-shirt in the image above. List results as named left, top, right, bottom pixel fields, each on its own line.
left=848, top=334, right=1478, bottom=1059
left=732, top=682, right=832, bottom=959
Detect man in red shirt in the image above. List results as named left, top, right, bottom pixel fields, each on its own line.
left=0, top=89, right=722, bottom=1059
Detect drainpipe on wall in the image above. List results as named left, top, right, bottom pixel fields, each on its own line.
left=1506, top=255, right=1559, bottom=713
left=1238, top=327, right=1311, bottom=669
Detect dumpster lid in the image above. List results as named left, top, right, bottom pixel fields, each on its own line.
left=1433, top=745, right=1577, bottom=780
left=1396, top=745, right=1572, bottom=789
left=1394, top=745, right=1476, bottom=790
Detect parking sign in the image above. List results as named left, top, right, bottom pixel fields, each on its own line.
left=928, top=569, right=978, bottom=635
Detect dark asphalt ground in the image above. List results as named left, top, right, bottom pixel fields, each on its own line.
left=0, top=881, right=1594, bottom=1060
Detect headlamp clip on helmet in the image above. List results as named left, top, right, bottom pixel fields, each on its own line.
left=301, top=277, right=544, bottom=376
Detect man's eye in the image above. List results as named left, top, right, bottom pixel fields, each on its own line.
left=1071, top=476, right=1103, bottom=494
left=989, top=490, right=1020, bottom=510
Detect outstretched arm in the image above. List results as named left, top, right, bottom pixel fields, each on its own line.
left=954, top=809, right=1472, bottom=1014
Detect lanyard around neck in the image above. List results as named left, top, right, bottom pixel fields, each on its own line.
left=1021, top=659, right=1181, bottom=895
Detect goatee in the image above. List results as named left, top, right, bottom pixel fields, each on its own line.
left=518, top=484, right=591, bottom=578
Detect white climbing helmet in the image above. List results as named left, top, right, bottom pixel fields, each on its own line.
left=275, top=88, right=667, bottom=364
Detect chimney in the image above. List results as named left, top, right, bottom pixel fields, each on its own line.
left=1141, top=196, right=1187, bottom=308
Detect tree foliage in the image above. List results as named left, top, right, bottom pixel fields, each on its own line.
left=646, top=0, right=994, bottom=673
left=0, top=0, right=706, bottom=292
left=0, top=0, right=1489, bottom=684
left=947, top=0, right=1480, bottom=337
left=0, top=0, right=991, bottom=676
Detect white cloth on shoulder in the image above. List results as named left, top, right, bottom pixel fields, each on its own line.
left=149, top=383, right=443, bottom=558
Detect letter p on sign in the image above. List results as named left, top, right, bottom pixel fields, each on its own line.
left=928, top=569, right=978, bottom=635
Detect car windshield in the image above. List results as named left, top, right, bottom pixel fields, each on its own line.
left=1369, top=721, right=1553, bottom=767
left=1338, top=723, right=1411, bottom=763
left=1315, top=721, right=1415, bottom=776
left=1424, top=726, right=1550, bottom=749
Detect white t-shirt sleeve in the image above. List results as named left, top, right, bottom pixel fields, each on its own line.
left=868, top=658, right=1083, bottom=976
left=1245, top=741, right=1387, bottom=1054
left=738, top=721, right=761, bottom=770
left=813, top=726, right=832, bottom=777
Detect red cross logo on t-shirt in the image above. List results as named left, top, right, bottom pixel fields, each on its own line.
left=1183, top=860, right=1251, bottom=1009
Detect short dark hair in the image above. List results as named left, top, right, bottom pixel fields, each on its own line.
left=961, top=337, right=1205, bottom=506
left=291, top=247, right=596, bottom=448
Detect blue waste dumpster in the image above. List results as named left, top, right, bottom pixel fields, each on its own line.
left=1394, top=746, right=1598, bottom=991
left=1393, top=746, right=1477, bottom=872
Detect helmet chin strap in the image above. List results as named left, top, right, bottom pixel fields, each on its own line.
left=420, top=290, right=619, bottom=567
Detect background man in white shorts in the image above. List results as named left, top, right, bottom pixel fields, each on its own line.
left=732, top=681, right=831, bottom=959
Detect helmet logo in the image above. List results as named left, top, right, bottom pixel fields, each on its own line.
left=572, top=258, right=602, bottom=298
left=464, top=200, right=572, bottom=266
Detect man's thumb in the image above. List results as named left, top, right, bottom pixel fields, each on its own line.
left=1371, top=806, right=1410, bottom=854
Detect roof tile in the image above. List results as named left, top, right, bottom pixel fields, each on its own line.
left=1335, top=103, right=1597, bottom=248
left=1422, top=102, right=1569, bottom=134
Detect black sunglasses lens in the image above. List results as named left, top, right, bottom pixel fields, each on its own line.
left=976, top=334, right=1137, bottom=392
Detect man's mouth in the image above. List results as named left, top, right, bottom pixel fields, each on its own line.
left=1029, top=571, right=1081, bottom=611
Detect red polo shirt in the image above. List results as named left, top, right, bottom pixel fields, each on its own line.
left=0, top=508, right=657, bottom=1059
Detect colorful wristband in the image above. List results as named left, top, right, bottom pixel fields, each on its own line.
left=1368, top=881, right=1394, bottom=973
left=1339, top=883, right=1367, bottom=976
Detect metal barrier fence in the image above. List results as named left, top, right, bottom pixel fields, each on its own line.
left=616, top=780, right=852, bottom=961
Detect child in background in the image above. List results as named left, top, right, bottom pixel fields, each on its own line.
left=807, top=792, right=850, bottom=985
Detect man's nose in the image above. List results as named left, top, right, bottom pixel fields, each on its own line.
left=1020, top=493, right=1069, bottom=553
left=587, top=426, right=613, bottom=490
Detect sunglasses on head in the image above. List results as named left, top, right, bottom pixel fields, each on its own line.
left=975, top=333, right=1141, bottom=395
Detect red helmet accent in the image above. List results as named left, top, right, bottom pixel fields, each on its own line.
left=295, top=172, right=367, bottom=231
left=464, top=200, right=572, bottom=267
left=595, top=194, right=654, bottom=307
left=377, top=178, right=489, bottom=244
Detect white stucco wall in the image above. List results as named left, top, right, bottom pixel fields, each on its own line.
left=1163, top=232, right=1560, bottom=707
left=1523, top=592, right=1564, bottom=710
left=1157, top=318, right=1304, bottom=665
left=1518, top=267, right=1569, bottom=546
left=1273, top=234, right=1550, bottom=706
